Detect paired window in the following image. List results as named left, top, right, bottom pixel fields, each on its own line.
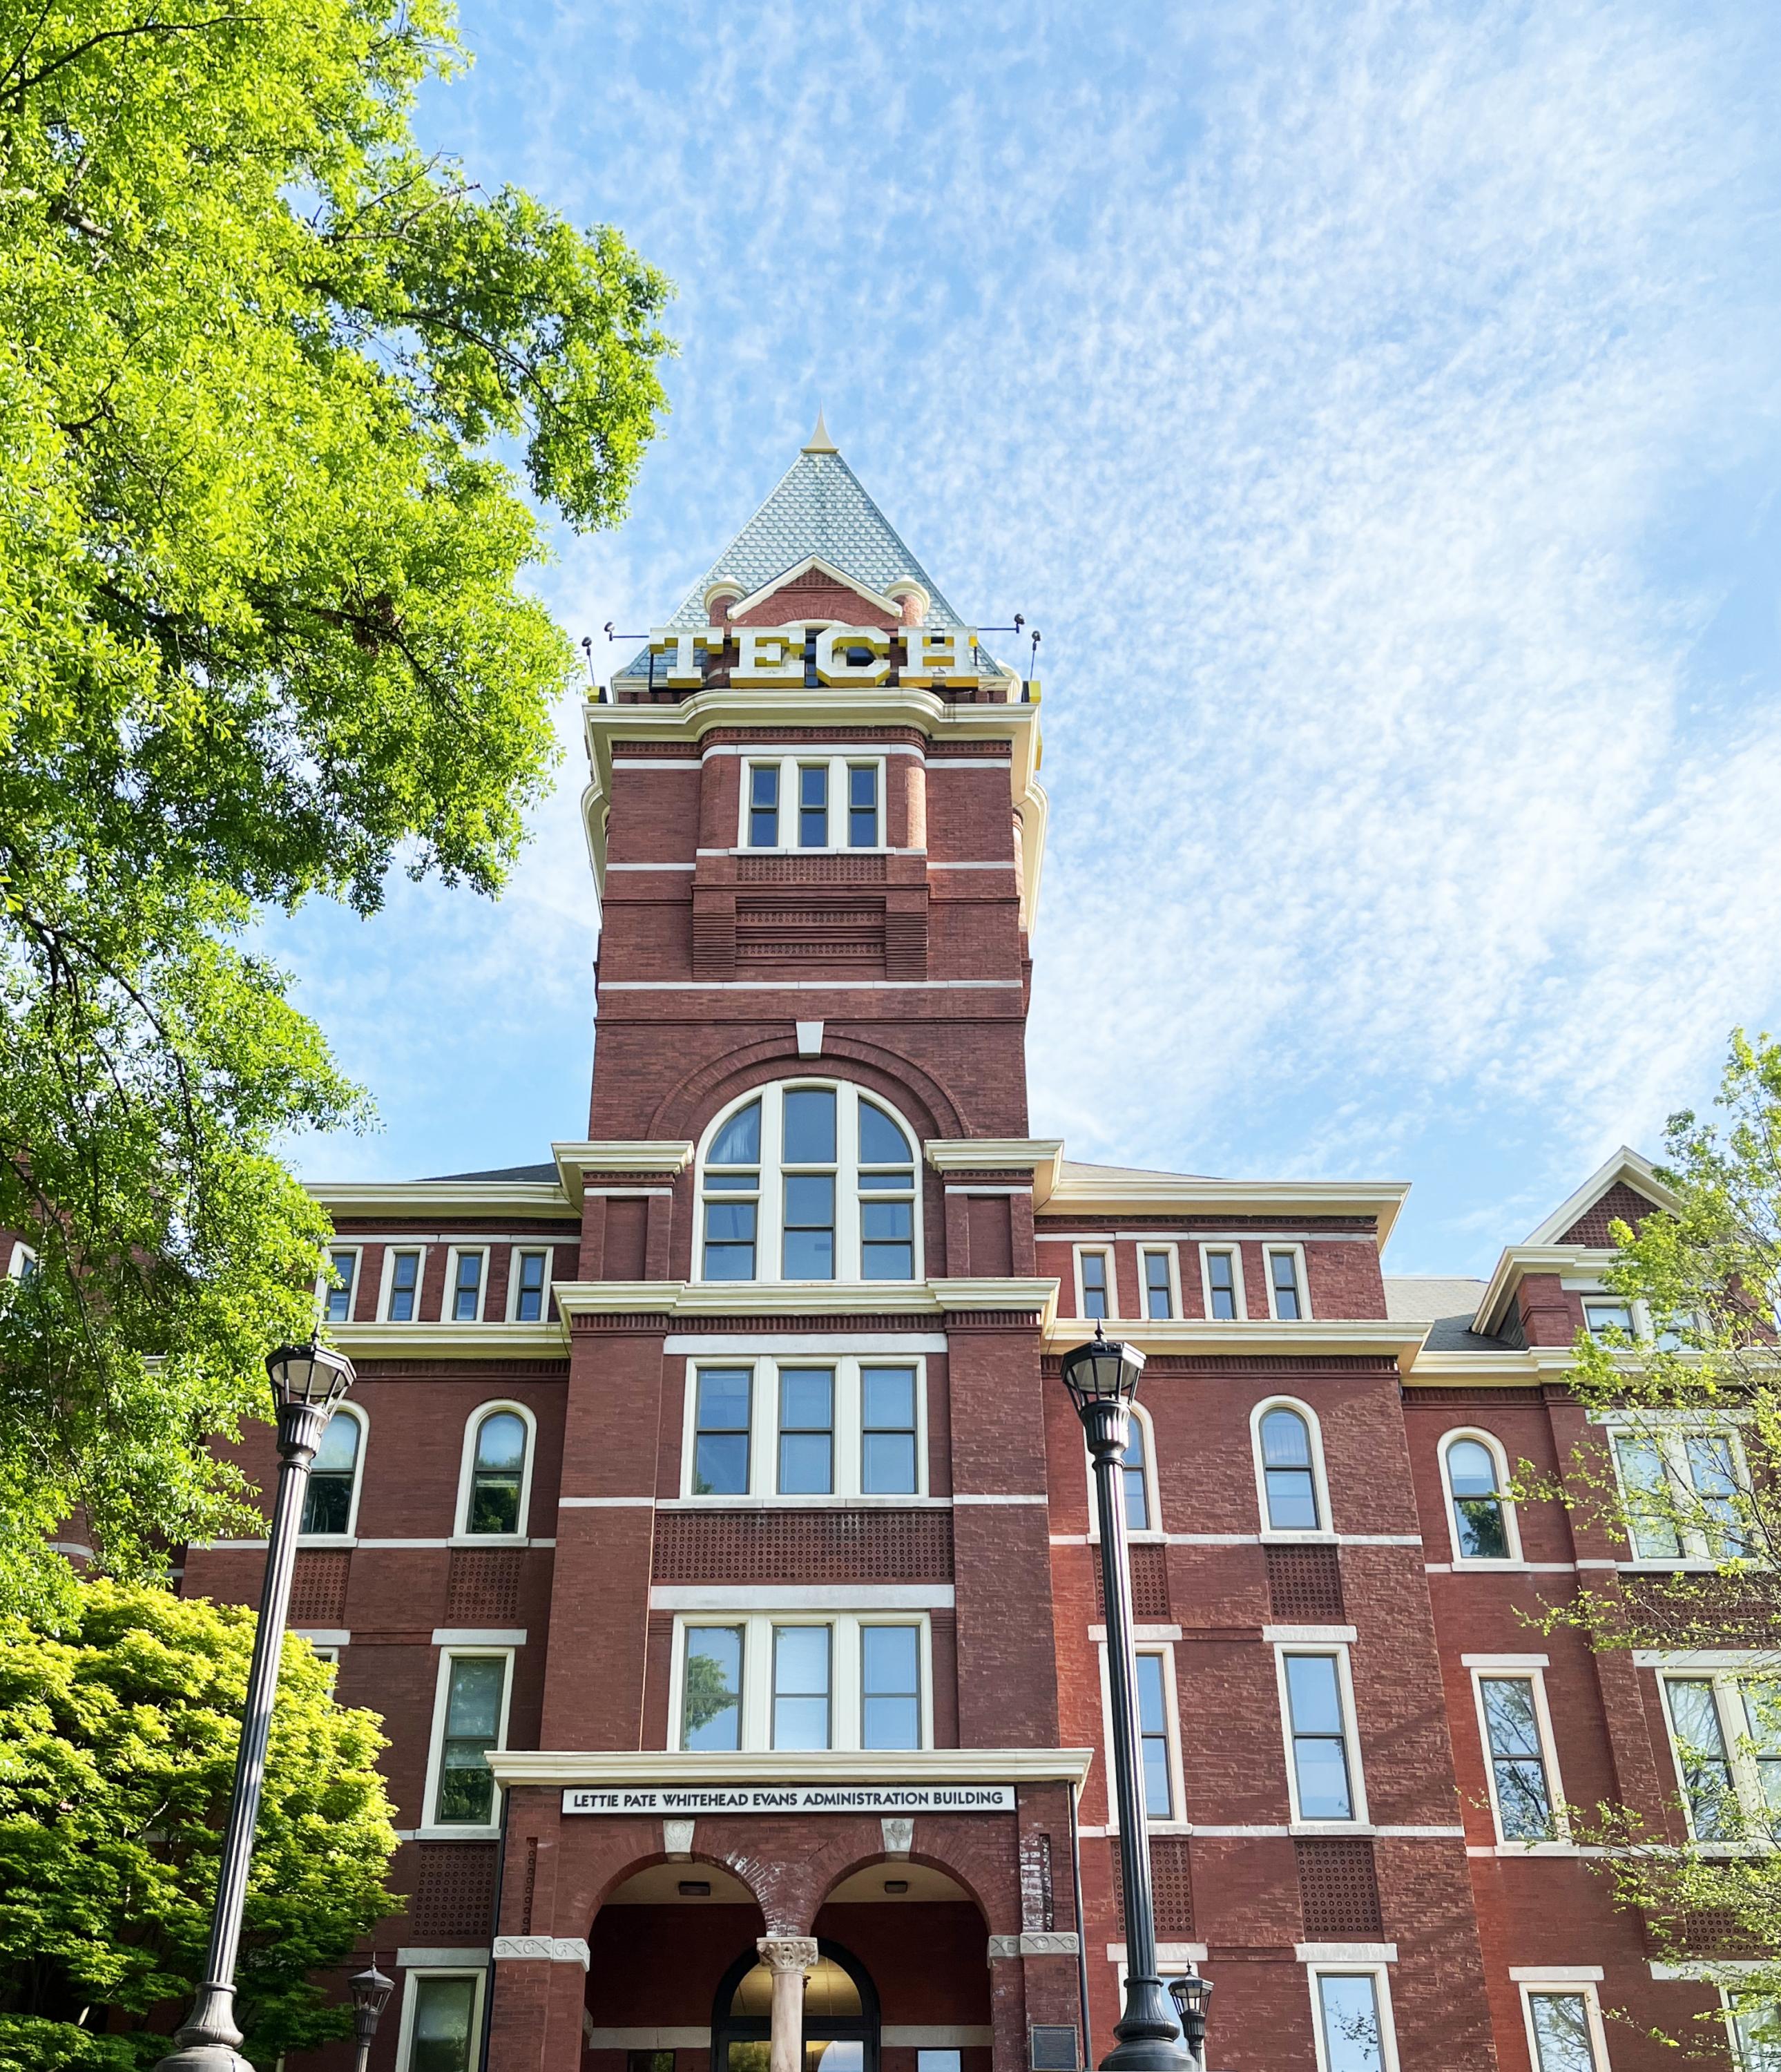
left=1521, top=1985, right=1608, bottom=2072
left=675, top=1615, right=928, bottom=1750
left=1311, top=1968, right=1396, bottom=2072
left=1255, top=1401, right=1327, bottom=1533
left=1280, top=1649, right=1363, bottom=1823
left=324, top=1247, right=359, bottom=1325
left=1583, top=1294, right=1697, bottom=1350
left=300, top=1406, right=365, bottom=1538
left=401, top=1971, right=485, bottom=2072
left=697, top=1083, right=919, bottom=1284
left=1266, top=1245, right=1309, bottom=1320
left=686, top=1359, right=923, bottom=1498
left=1441, top=1432, right=1519, bottom=1562
left=1140, top=1247, right=1176, bottom=1320
left=1201, top=1247, right=1242, bottom=1321
left=386, top=1249, right=422, bottom=1322
left=457, top=1404, right=535, bottom=1537
left=1610, top=1425, right=1747, bottom=1561
left=1473, top=1670, right=1563, bottom=1841
left=742, top=756, right=885, bottom=850
left=1661, top=1671, right=1781, bottom=1840
left=428, top=1650, right=511, bottom=1829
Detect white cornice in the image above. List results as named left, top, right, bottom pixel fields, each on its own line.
left=553, top=1278, right=1059, bottom=1323
left=488, top=1747, right=1095, bottom=1789
left=327, top=1323, right=569, bottom=1359
left=1524, top=1144, right=1675, bottom=1245
left=1470, top=1244, right=1614, bottom=1336
left=925, top=1140, right=1065, bottom=1202
left=309, top=1180, right=572, bottom=1218
left=1040, top=1176, right=1409, bottom=1249
left=1042, top=1317, right=1427, bottom=1370
left=553, top=1140, right=694, bottom=1194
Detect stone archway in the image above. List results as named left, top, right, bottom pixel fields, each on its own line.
left=583, top=1858, right=767, bottom=2072
left=712, top=1937, right=880, bottom=2072
left=811, top=1859, right=993, bottom=2072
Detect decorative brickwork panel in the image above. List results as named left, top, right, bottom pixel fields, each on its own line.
left=738, top=854, right=887, bottom=883
left=1666, top=1908, right=1760, bottom=1955
left=1618, top=1574, right=1779, bottom=1648
left=735, top=897, right=886, bottom=966
left=289, top=1551, right=350, bottom=1624
left=1112, top=1836, right=1193, bottom=1936
left=1296, top=1840, right=1383, bottom=1939
left=652, top=1507, right=952, bottom=1582
left=445, top=1547, right=523, bottom=1624
left=1561, top=1180, right=1661, bottom=1247
left=1266, top=1545, right=1345, bottom=1624
left=410, top=1842, right=499, bottom=1940
left=1093, top=1544, right=1171, bottom=1622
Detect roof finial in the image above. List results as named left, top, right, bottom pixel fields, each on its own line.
left=802, top=407, right=838, bottom=454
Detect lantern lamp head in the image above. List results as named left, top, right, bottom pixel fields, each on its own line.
left=1059, top=1322, right=1146, bottom=1412
left=265, top=1341, right=357, bottom=1411
left=349, top=1957, right=394, bottom=2039
left=1168, top=1974, right=1212, bottom=2053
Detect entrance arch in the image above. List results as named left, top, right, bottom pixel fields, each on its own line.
left=713, top=1939, right=880, bottom=2072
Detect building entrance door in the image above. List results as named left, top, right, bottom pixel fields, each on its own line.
left=713, top=1940, right=879, bottom=2072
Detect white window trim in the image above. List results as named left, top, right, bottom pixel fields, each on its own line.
left=1251, top=1396, right=1336, bottom=1542
left=318, top=1243, right=363, bottom=1329
left=6, top=1240, right=36, bottom=1281
left=1095, top=1635, right=1188, bottom=1834
left=453, top=1400, right=538, bottom=1542
left=1657, top=1665, right=1781, bottom=1841
left=668, top=1611, right=933, bottom=1752
left=379, top=1243, right=429, bottom=1323
left=1721, top=1986, right=1781, bottom=2070
left=1198, top=1243, right=1246, bottom=1322
left=694, top=1080, right=923, bottom=1286
left=1073, top=1243, right=1118, bottom=1322
left=1470, top=1662, right=1570, bottom=1846
left=1606, top=1419, right=1752, bottom=1565
left=1308, top=1963, right=1399, bottom=2072
left=396, top=1964, right=488, bottom=2072
left=1519, top=1978, right=1611, bottom=2072
left=1264, top=1242, right=1312, bottom=1321
left=420, top=1647, right=514, bottom=1840
left=1083, top=1398, right=1163, bottom=1542
left=442, top=1245, right=490, bottom=1325
left=680, top=1355, right=929, bottom=1502
left=506, top=1244, right=556, bottom=1324
left=738, top=752, right=888, bottom=852
left=298, top=1400, right=369, bottom=1546
left=1439, top=1428, right=1524, bottom=1566
left=1136, top=1243, right=1182, bottom=1322
left=1275, top=1642, right=1370, bottom=1829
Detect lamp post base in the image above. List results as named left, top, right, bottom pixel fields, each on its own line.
left=154, top=1984, right=254, bottom=2072
left=1100, top=1975, right=1195, bottom=2072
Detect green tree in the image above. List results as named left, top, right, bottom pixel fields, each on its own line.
left=1539, top=1030, right=1781, bottom=2057
left=0, top=0, right=671, bottom=1616
left=0, top=1578, right=399, bottom=2069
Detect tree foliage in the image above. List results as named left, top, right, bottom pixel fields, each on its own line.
left=0, top=1579, right=398, bottom=2069
left=0, top=0, right=671, bottom=1615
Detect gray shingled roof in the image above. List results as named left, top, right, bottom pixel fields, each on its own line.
left=1058, top=1159, right=1222, bottom=1183
left=619, top=443, right=967, bottom=680
left=1383, top=1274, right=1512, bottom=1352
left=421, top=1162, right=559, bottom=1184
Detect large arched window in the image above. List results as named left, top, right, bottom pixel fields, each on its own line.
left=697, top=1082, right=921, bottom=1284
left=300, top=1403, right=365, bottom=1538
left=1441, top=1430, right=1521, bottom=1564
left=1251, top=1399, right=1331, bottom=1535
left=456, top=1403, right=536, bottom=1539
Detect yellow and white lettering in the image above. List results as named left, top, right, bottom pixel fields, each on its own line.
left=814, top=625, right=891, bottom=685
left=651, top=626, right=726, bottom=686
left=732, top=626, right=804, bottom=685
left=902, top=626, right=980, bottom=687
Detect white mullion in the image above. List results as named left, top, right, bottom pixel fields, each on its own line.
left=836, top=1358, right=863, bottom=1495
left=753, top=1357, right=776, bottom=1498
left=838, top=1083, right=863, bottom=1280
left=834, top=1617, right=862, bottom=1747
left=760, top=1086, right=786, bottom=1279
left=742, top=1615, right=772, bottom=1747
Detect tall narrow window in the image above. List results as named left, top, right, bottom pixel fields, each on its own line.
left=848, top=765, right=880, bottom=847
left=1259, top=1407, right=1321, bottom=1531
left=1613, top=1432, right=1683, bottom=1559
left=1686, top=1432, right=1742, bottom=1555
left=862, top=1625, right=921, bottom=1749
left=1268, top=1248, right=1305, bottom=1320
left=302, top=1410, right=361, bottom=1535
left=451, top=1251, right=483, bottom=1322
left=1742, top=1682, right=1781, bottom=1820
left=1446, top=1437, right=1512, bottom=1560
left=782, top=1088, right=837, bottom=1279
left=1526, top=1991, right=1602, bottom=2072
left=407, top=1975, right=480, bottom=2072
left=798, top=765, right=829, bottom=847
left=1730, top=1998, right=1781, bottom=2071
left=749, top=764, right=780, bottom=847
left=682, top=1626, right=743, bottom=1750
left=1121, top=1417, right=1151, bottom=1531
left=388, top=1250, right=420, bottom=1322
left=1081, top=1251, right=1110, bottom=1320
left=434, top=1654, right=507, bottom=1824
left=465, top=1410, right=527, bottom=1534
left=514, top=1250, right=548, bottom=1323
left=1666, top=1678, right=1737, bottom=1837
left=325, top=1248, right=358, bottom=1325
left=1204, top=1249, right=1239, bottom=1321
left=778, top=1370, right=835, bottom=1494
left=1137, top=1651, right=1173, bottom=1818
left=1316, top=1975, right=1387, bottom=2072
left=702, top=1100, right=761, bottom=1280
left=1479, top=1677, right=1557, bottom=1839
left=1284, top=1653, right=1354, bottom=1820
left=695, top=1369, right=751, bottom=1495
left=773, top=1625, right=831, bottom=1749
left=1143, top=1250, right=1174, bottom=1320
left=861, top=1367, right=918, bottom=1494
left=858, top=1103, right=915, bottom=1280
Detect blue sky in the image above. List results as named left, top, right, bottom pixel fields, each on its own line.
left=275, top=0, right=1781, bottom=1276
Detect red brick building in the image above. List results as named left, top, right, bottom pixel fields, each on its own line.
left=173, top=424, right=1751, bottom=2072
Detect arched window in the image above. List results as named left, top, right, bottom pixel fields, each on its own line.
left=1085, top=1401, right=1161, bottom=1538
left=301, top=1404, right=365, bottom=1537
left=458, top=1404, right=535, bottom=1538
left=697, top=1083, right=921, bottom=1284
left=1442, top=1432, right=1519, bottom=1563
left=1253, top=1401, right=1327, bottom=1533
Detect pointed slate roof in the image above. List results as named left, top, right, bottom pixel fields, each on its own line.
left=619, top=431, right=966, bottom=679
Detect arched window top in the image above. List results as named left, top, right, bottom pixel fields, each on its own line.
left=696, top=1082, right=922, bottom=1285
left=301, top=1402, right=365, bottom=1539
left=1084, top=1399, right=1162, bottom=1539
left=457, top=1401, right=535, bottom=1539
left=1441, top=1428, right=1520, bottom=1563
left=1251, top=1398, right=1331, bottom=1536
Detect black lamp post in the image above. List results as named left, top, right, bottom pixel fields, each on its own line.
left=156, top=1341, right=358, bottom=2072
left=1061, top=1325, right=1193, bottom=2072
left=349, top=1957, right=395, bottom=2072
left=1167, top=1976, right=1212, bottom=2070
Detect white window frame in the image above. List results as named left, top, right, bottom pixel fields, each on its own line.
left=1307, top=1964, right=1399, bottom=2072
left=1519, top=1979, right=1610, bottom=2072
left=1657, top=1665, right=1781, bottom=1841
left=506, top=1244, right=555, bottom=1324
left=1439, top=1428, right=1523, bottom=1566
left=1251, top=1396, right=1335, bottom=1542
left=420, top=1646, right=514, bottom=1839
left=1605, top=1418, right=1752, bottom=1566
left=395, top=1965, right=488, bottom=2072
left=317, top=1243, right=363, bottom=1329
left=1083, top=1398, right=1163, bottom=1542
left=1074, top=1244, right=1117, bottom=1322
left=298, top=1399, right=369, bottom=1546
left=379, top=1244, right=428, bottom=1323
left=1264, top=1243, right=1312, bottom=1321
left=1275, top=1643, right=1369, bottom=1829
left=679, top=1355, right=929, bottom=1502
left=1198, top=1244, right=1246, bottom=1322
left=694, top=1080, right=923, bottom=1285
left=668, top=1612, right=933, bottom=1752
left=738, top=751, right=888, bottom=852
left=1137, top=1244, right=1181, bottom=1321
left=1468, top=1660, right=1569, bottom=1846
left=443, top=1245, right=490, bottom=1325
left=6, top=1240, right=36, bottom=1281
left=453, top=1400, right=538, bottom=1542
left=1721, top=1986, right=1781, bottom=2070
left=1095, top=1633, right=1188, bottom=1834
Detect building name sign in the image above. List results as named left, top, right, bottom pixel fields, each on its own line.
left=561, top=1783, right=1015, bottom=1816
left=647, top=624, right=983, bottom=689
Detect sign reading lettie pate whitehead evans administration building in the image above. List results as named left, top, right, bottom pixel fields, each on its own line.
left=562, top=1783, right=1016, bottom=1816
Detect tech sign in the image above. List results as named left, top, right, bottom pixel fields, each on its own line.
left=646, top=622, right=985, bottom=689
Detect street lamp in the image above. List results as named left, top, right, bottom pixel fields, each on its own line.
left=1166, top=1976, right=1213, bottom=2070
left=350, top=1958, right=395, bottom=2072
left=1060, top=1325, right=1193, bottom=2072
left=156, top=1341, right=358, bottom=2072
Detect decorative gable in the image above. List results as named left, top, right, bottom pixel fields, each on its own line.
left=727, top=555, right=903, bottom=629
left=1523, top=1144, right=1677, bottom=1246
left=1557, top=1179, right=1666, bottom=1247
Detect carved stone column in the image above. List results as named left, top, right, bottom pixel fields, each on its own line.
left=756, top=1936, right=818, bottom=2072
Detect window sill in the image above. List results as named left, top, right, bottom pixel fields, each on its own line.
left=297, top=1534, right=358, bottom=1550
left=416, top=1824, right=503, bottom=1843
left=1288, top=1820, right=1374, bottom=1836
left=664, top=1494, right=943, bottom=1510
left=1260, top=1531, right=1339, bottom=1547
left=448, top=1533, right=534, bottom=1548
